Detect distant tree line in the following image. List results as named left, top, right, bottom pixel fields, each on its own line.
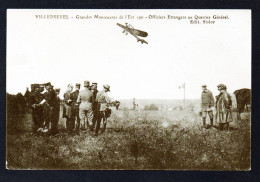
left=7, top=93, right=27, bottom=117
left=144, top=104, right=158, bottom=111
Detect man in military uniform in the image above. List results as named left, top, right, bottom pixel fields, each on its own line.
left=71, top=83, right=81, bottom=132
left=77, top=81, right=94, bottom=131
left=95, top=84, right=111, bottom=136
left=215, top=84, right=233, bottom=131
left=29, top=84, right=44, bottom=132
left=201, top=85, right=214, bottom=128
left=50, top=88, right=61, bottom=134
left=63, top=84, right=74, bottom=132
left=42, top=83, right=57, bottom=133
left=91, top=82, right=99, bottom=131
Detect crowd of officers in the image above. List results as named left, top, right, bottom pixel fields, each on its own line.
left=201, top=84, right=233, bottom=131
left=29, top=80, right=111, bottom=136
left=29, top=81, right=233, bottom=134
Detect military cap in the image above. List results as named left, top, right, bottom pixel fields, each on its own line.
left=217, top=84, right=227, bottom=90
left=55, top=88, right=60, bottom=93
left=103, top=84, right=110, bottom=91
left=31, top=84, right=36, bottom=91
left=84, top=80, right=90, bottom=87
left=44, top=82, right=51, bottom=86
left=76, top=83, right=81, bottom=87
left=31, top=84, right=39, bottom=88
left=217, top=84, right=225, bottom=88
left=92, top=82, right=98, bottom=85
left=68, top=84, right=73, bottom=88
left=202, top=84, right=207, bottom=88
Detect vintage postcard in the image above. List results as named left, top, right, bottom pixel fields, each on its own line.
left=6, top=9, right=251, bottom=170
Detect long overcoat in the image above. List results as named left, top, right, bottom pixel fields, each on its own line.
left=63, top=91, right=72, bottom=118
left=216, top=91, right=233, bottom=124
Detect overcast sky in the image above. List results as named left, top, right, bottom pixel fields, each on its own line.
left=7, top=9, right=251, bottom=99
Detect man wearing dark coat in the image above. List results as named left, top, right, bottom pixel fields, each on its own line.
left=51, top=88, right=61, bottom=134
left=71, top=83, right=81, bottom=132
left=42, top=83, right=57, bottom=133
left=29, top=84, right=44, bottom=132
left=91, top=82, right=99, bottom=131
left=63, top=84, right=74, bottom=132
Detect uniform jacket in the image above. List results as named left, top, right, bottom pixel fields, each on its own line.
left=92, top=89, right=99, bottom=111
left=53, top=95, right=60, bottom=121
left=77, top=88, right=93, bottom=110
left=201, top=89, right=214, bottom=107
left=64, top=91, right=72, bottom=106
left=92, top=89, right=98, bottom=101
left=29, top=91, right=42, bottom=107
left=96, top=90, right=111, bottom=111
left=44, top=89, right=57, bottom=107
left=71, top=90, right=80, bottom=116
left=216, top=90, right=233, bottom=123
left=54, top=96, right=60, bottom=111
left=63, top=91, right=72, bottom=118
left=71, top=90, right=79, bottom=103
left=216, top=91, right=231, bottom=113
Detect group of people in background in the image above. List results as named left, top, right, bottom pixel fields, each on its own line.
left=63, top=80, right=111, bottom=136
left=29, top=80, right=112, bottom=136
left=201, top=84, right=233, bottom=131
left=28, top=81, right=234, bottom=134
left=29, top=82, right=60, bottom=135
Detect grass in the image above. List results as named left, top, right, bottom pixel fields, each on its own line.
left=6, top=110, right=250, bottom=170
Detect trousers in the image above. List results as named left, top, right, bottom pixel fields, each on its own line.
left=79, top=108, right=93, bottom=129
left=32, top=107, right=43, bottom=132
left=95, top=111, right=106, bottom=135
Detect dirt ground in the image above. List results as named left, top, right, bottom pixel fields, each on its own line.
left=6, top=109, right=251, bottom=170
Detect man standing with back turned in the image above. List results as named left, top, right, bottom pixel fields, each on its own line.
left=91, top=82, right=99, bottom=131
left=71, top=83, right=81, bottom=132
left=63, top=84, right=74, bottom=132
left=201, top=85, right=214, bottom=129
left=95, top=84, right=111, bottom=136
left=77, top=81, right=94, bottom=131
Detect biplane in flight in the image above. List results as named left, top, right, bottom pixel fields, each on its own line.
left=117, top=23, right=148, bottom=44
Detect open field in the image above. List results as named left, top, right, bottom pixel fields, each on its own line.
left=6, top=109, right=250, bottom=170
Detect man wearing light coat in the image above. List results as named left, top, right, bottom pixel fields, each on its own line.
left=77, top=80, right=94, bottom=131
left=95, top=84, right=111, bottom=136
left=201, top=85, right=214, bottom=128
left=215, top=84, right=233, bottom=131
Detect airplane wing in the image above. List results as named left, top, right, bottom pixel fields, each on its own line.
left=117, top=23, right=127, bottom=30
left=117, top=23, right=148, bottom=37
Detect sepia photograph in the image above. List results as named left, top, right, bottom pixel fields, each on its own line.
left=6, top=9, right=251, bottom=170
